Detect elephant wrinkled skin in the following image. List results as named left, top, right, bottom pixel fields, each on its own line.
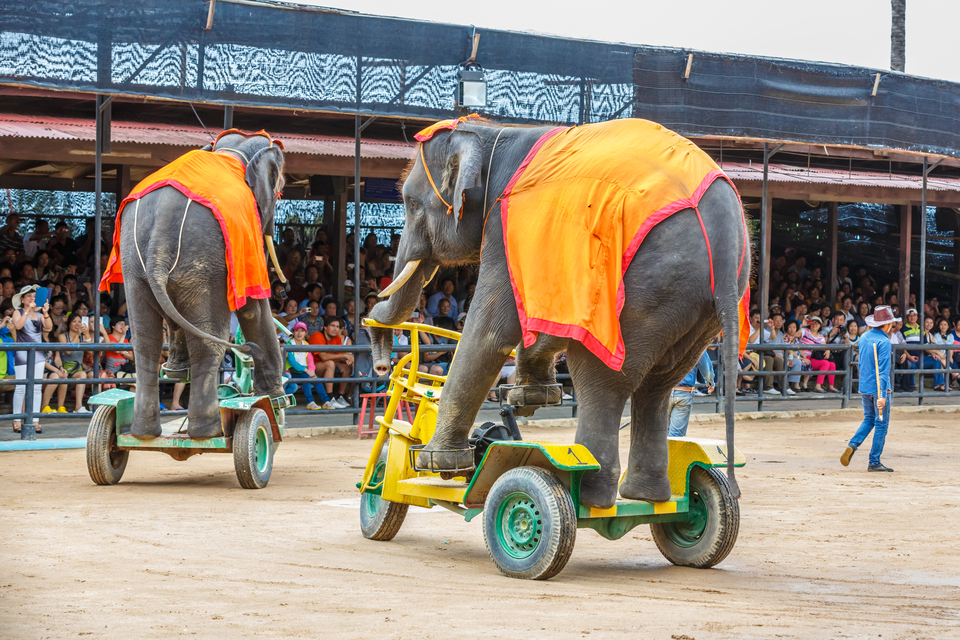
left=369, top=120, right=749, bottom=509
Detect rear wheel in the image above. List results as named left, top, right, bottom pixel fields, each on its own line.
left=650, top=466, right=739, bottom=568
left=234, top=409, right=274, bottom=489
left=483, top=466, right=576, bottom=580
left=360, top=441, right=409, bottom=540
left=86, top=405, right=128, bottom=485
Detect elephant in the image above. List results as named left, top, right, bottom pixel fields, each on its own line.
left=369, top=118, right=749, bottom=509
left=105, top=131, right=288, bottom=439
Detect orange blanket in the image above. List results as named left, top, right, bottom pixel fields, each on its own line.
left=100, top=149, right=271, bottom=311
left=502, top=119, right=749, bottom=370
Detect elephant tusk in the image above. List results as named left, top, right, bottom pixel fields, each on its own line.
left=265, top=234, right=286, bottom=284
left=379, top=259, right=421, bottom=297
left=427, top=265, right=439, bottom=284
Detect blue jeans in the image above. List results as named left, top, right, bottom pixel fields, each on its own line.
left=284, top=370, right=330, bottom=405
left=849, top=392, right=890, bottom=466
left=922, top=355, right=952, bottom=387
left=668, top=389, right=694, bottom=437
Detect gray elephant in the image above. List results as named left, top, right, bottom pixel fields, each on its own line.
left=100, top=131, right=288, bottom=439
left=369, top=118, right=749, bottom=509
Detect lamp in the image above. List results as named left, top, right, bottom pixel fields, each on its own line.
left=457, top=67, right=487, bottom=108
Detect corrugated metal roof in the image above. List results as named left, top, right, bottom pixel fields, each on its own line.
left=720, top=162, right=960, bottom=193
left=0, top=114, right=415, bottom=160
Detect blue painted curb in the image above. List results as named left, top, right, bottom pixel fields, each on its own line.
left=0, top=438, right=86, bottom=451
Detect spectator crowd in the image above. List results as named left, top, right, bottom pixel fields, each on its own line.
left=734, top=248, right=960, bottom=396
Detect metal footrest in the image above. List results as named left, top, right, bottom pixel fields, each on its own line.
left=497, top=383, right=563, bottom=407
left=272, top=394, right=295, bottom=410
left=408, top=444, right=476, bottom=473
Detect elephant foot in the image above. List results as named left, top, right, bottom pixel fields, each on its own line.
left=506, top=384, right=562, bottom=417
left=415, top=446, right=475, bottom=473
left=619, top=470, right=672, bottom=503
left=187, top=415, right=224, bottom=440
left=130, top=420, right=162, bottom=439
left=579, top=473, right=618, bottom=509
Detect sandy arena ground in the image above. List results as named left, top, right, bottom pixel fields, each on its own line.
left=2, top=413, right=959, bottom=639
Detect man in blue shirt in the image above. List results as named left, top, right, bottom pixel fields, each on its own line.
left=668, top=350, right=715, bottom=437
left=841, top=305, right=899, bottom=472
left=427, top=278, right=459, bottom=320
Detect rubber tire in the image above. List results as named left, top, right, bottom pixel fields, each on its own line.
left=483, top=466, right=577, bottom=580
left=233, top=408, right=274, bottom=489
left=86, top=405, right=129, bottom=485
left=650, top=466, right=740, bottom=568
left=360, top=442, right=409, bottom=541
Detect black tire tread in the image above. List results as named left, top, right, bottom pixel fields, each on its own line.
left=483, top=466, right=577, bottom=580
left=650, top=466, right=739, bottom=568
left=234, top=409, right=273, bottom=489
left=86, top=405, right=128, bottom=485
left=360, top=442, right=409, bottom=541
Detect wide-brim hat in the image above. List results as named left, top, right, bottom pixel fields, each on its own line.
left=12, top=284, right=38, bottom=308
left=866, top=305, right=901, bottom=327
left=805, top=315, right=823, bottom=327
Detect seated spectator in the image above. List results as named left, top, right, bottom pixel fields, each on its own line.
left=23, top=219, right=53, bottom=258
left=278, top=297, right=308, bottom=330
left=309, top=316, right=353, bottom=408
left=283, top=321, right=334, bottom=410
left=104, top=316, right=135, bottom=392
left=269, top=281, right=288, bottom=315
left=427, top=278, right=458, bottom=319
left=363, top=293, right=378, bottom=316
left=782, top=320, right=805, bottom=393
left=301, top=300, right=324, bottom=338
left=297, top=283, right=324, bottom=310
left=0, top=300, right=17, bottom=395
left=42, top=313, right=91, bottom=414
left=0, top=213, right=23, bottom=259
left=18, top=261, right=37, bottom=286
left=929, top=317, right=956, bottom=391
left=0, top=277, right=14, bottom=304
left=342, top=298, right=357, bottom=339
left=46, top=295, right=68, bottom=339
left=800, top=316, right=837, bottom=393
left=855, top=302, right=871, bottom=335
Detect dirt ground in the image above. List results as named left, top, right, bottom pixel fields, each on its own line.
left=2, top=413, right=959, bottom=640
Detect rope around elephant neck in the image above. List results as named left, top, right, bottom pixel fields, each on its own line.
left=482, top=128, right=506, bottom=217
left=419, top=144, right=453, bottom=216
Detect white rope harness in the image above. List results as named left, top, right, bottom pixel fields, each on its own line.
left=483, top=128, right=506, bottom=216
left=132, top=197, right=191, bottom=275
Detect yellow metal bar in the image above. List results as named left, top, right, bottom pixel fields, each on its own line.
left=358, top=423, right=390, bottom=492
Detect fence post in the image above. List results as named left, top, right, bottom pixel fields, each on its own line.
left=840, top=344, right=850, bottom=409
left=21, top=348, right=37, bottom=441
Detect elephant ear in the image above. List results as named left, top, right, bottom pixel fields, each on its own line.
left=200, top=143, right=214, bottom=152
left=441, top=131, right=483, bottom=232
left=244, top=145, right=285, bottom=236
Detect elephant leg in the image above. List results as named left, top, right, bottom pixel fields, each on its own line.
left=165, top=322, right=190, bottom=377
left=236, top=298, right=286, bottom=399
left=567, top=341, right=637, bottom=509
left=618, top=379, right=675, bottom=502
left=184, top=333, right=227, bottom=439
left=507, top=334, right=569, bottom=417
left=620, top=332, right=718, bottom=502
left=125, top=282, right=164, bottom=439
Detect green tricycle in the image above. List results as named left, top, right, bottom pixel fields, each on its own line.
left=358, top=319, right=745, bottom=580
left=85, top=322, right=295, bottom=489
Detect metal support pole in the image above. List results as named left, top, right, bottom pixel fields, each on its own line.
left=353, top=113, right=362, bottom=422
left=920, top=157, right=928, bottom=337
left=224, top=105, right=234, bottom=130
left=93, top=95, right=107, bottom=392
left=20, top=348, right=36, bottom=440
left=760, top=143, right=769, bottom=335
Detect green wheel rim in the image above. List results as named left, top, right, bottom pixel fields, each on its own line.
left=662, top=486, right=709, bottom=548
left=496, top=491, right=543, bottom=559
left=255, top=426, right=269, bottom=474
left=363, top=461, right=387, bottom=518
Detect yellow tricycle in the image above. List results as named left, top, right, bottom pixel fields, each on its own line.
left=358, top=319, right=745, bottom=580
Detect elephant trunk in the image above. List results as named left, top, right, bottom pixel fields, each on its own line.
left=369, top=256, right=434, bottom=376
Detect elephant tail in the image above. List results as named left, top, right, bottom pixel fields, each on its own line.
left=714, top=211, right=750, bottom=500
left=146, top=274, right=255, bottom=355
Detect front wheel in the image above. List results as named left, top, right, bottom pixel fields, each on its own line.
left=650, top=465, right=740, bottom=568
left=360, top=442, right=408, bottom=540
left=86, top=405, right=129, bottom=485
left=483, top=466, right=577, bottom=580
left=233, top=408, right=274, bottom=489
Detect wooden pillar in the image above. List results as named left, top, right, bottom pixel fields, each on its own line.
left=827, top=202, right=838, bottom=307
left=117, top=165, right=131, bottom=201
left=899, top=204, right=912, bottom=310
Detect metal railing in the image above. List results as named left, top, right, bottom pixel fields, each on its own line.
left=3, top=338, right=957, bottom=440
left=0, top=341, right=579, bottom=439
